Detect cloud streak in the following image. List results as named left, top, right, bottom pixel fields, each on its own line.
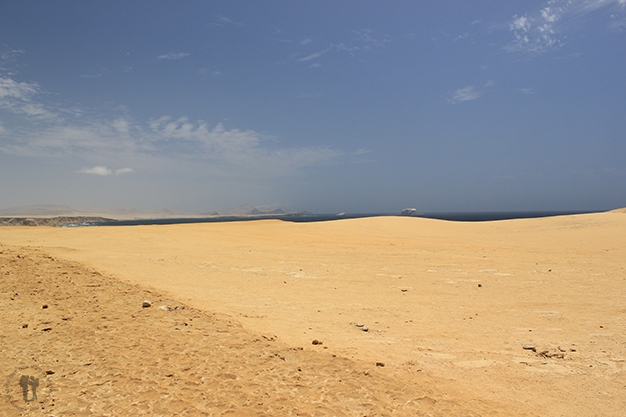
left=448, top=86, right=481, bottom=104
left=295, top=29, right=389, bottom=63
left=157, top=52, right=191, bottom=60
left=297, top=47, right=332, bottom=62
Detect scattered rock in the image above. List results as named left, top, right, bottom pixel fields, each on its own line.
left=356, top=323, right=365, bottom=328
left=142, top=300, right=152, bottom=308
left=46, top=370, right=55, bottom=375
left=375, top=362, right=385, bottom=367
left=478, top=284, right=482, bottom=288
left=42, top=304, right=48, bottom=309
left=159, top=305, right=172, bottom=311
left=522, top=344, right=536, bottom=352
left=312, top=339, right=323, bottom=345
left=401, top=288, right=408, bottom=292
left=22, top=323, right=28, bottom=328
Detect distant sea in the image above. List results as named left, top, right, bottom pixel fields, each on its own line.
left=82, top=210, right=596, bottom=227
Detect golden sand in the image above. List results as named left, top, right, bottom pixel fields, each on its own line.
left=1, top=211, right=625, bottom=416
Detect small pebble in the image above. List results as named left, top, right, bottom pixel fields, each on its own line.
left=375, top=362, right=385, bottom=367
left=142, top=300, right=152, bottom=308
left=312, top=339, right=323, bottom=345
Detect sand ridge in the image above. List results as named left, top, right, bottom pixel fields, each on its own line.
left=1, top=211, right=625, bottom=415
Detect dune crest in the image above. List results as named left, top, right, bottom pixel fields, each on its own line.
left=1, top=211, right=625, bottom=415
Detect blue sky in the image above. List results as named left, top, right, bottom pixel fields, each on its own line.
left=1, top=0, right=625, bottom=214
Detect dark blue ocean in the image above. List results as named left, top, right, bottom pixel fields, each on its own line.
left=85, top=210, right=595, bottom=227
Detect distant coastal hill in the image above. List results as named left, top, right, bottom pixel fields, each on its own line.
left=0, top=204, right=304, bottom=226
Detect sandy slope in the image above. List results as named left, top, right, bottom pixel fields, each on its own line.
left=1, top=212, right=625, bottom=416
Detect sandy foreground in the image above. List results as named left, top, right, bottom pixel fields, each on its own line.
left=1, top=211, right=625, bottom=416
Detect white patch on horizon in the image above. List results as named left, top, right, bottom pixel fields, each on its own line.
left=77, top=166, right=112, bottom=176
left=76, top=166, right=134, bottom=176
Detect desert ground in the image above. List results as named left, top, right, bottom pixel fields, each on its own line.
left=1, top=210, right=625, bottom=416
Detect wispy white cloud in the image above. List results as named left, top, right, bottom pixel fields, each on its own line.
left=76, top=166, right=134, bottom=176
left=0, top=76, right=57, bottom=119
left=609, top=10, right=626, bottom=30
left=210, top=15, right=245, bottom=27
left=157, top=52, right=191, bottom=60
left=297, top=47, right=332, bottom=62
left=296, top=93, right=323, bottom=99
left=300, top=38, right=313, bottom=45
left=520, top=87, right=537, bottom=94
left=505, top=0, right=626, bottom=54
left=80, top=73, right=102, bottom=79
left=198, top=67, right=222, bottom=76
left=448, top=86, right=481, bottom=104
left=352, top=29, right=391, bottom=48
left=77, top=166, right=112, bottom=176
left=295, top=29, right=389, bottom=64
left=0, top=76, right=38, bottom=101
left=115, top=167, right=134, bottom=175
left=0, top=74, right=341, bottom=179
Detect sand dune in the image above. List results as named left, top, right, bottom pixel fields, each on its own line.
left=1, top=211, right=625, bottom=416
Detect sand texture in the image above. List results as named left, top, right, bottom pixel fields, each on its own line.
left=1, top=212, right=625, bottom=416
